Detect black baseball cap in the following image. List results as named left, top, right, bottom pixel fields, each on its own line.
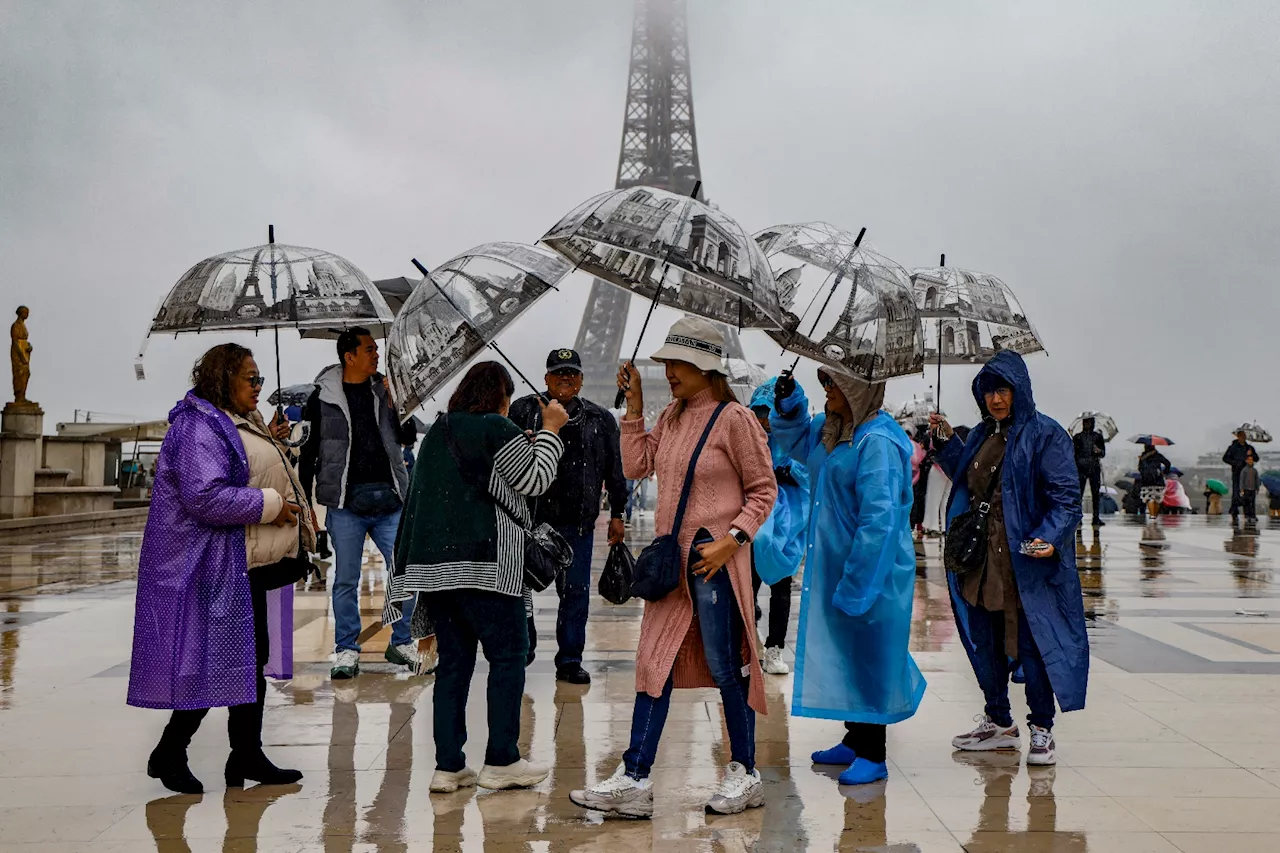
left=546, top=349, right=583, bottom=374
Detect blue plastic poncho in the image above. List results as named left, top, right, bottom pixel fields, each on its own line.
left=771, top=383, right=926, bottom=724
left=749, top=379, right=810, bottom=586
left=936, top=350, right=1089, bottom=712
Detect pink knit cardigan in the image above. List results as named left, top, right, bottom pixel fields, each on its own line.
left=620, top=388, right=778, bottom=714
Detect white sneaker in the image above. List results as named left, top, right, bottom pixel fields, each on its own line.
left=330, top=648, right=361, bottom=680
left=384, top=642, right=420, bottom=669
left=762, top=646, right=790, bottom=675
left=1027, top=724, right=1057, bottom=766
left=570, top=764, right=654, bottom=819
left=477, top=758, right=550, bottom=790
left=429, top=767, right=478, bottom=793
left=952, top=714, right=1021, bottom=752
left=705, top=762, right=765, bottom=815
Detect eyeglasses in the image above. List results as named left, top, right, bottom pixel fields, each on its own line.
left=550, top=370, right=582, bottom=379
left=983, top=386, right=1013, bottom=399
left=247, top=376, right=265, bottom=389
left=818, top=374, right=834, bottom=388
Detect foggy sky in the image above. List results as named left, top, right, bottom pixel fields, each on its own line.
left=3, top=0, right=1278, bottom=465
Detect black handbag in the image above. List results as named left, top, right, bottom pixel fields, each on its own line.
left=944, top=455, right=1004, bottom=579
left=631, top=403, right=727, bottom=602
left=441, top=414, right=572, bottom=592
left=599, top=543, right=636, bottom=605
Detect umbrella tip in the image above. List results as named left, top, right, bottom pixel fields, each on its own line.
left=940, top=253, right=945, bottom=267
left=411, top=258, right=430, bottom=276
left=854, top=227, right=867, bottom=247
left=268, top=224, right=274, bottom=244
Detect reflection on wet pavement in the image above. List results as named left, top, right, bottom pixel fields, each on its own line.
left=4, top=515, right=1280, bottom=849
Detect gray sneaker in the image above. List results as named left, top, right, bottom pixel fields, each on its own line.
left=570, top=765, right=654, bottom=819
left=952, top=714, right=1020, bottom=752
left=705, top=762, right=764, bottom=815
left=1027, top=725, right=1057, bottom=766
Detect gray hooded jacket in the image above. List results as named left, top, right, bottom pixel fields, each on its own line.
left=299, top=364, right=412, bottom=510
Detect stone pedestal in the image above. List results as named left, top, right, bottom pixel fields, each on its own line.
left=1, top=403, right=43, bottom=520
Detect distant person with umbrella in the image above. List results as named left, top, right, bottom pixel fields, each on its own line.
left=1224, top=429, right=1260, bottom=523
left=1073, top=418, right=1107, bottom=527
left=1137, top=442, right=1172, bottom=517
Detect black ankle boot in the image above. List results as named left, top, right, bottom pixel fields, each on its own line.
left=225, top=749, right=303, bottom=787
left=148, top=746, right=204, bottom=795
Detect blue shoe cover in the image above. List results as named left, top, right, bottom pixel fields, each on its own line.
left=811, top=743, right=856, bottom=765
left=839, top=758, right=889, bottom=785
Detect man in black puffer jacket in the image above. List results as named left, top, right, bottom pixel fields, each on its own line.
left=509, top=349, right=628, bottom=685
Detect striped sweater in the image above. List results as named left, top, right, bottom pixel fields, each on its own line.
left=388, top=412, right=563, bottom=623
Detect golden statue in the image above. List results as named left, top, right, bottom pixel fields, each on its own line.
left=10, top=306, right=32, bottom=405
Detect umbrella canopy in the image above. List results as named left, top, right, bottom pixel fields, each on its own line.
left=1129, top=434, right=1175, bottom=446
left=386, top=242, right=573, bottom=420
left=146, top=242, right=392, bottom=337
left=298, top=277, right=420, bottom=340
left=908, top=265, right=1045, bottom=364
left=894, top=395, right=941, bottom=428
left=724, top=358, right=770, bottom=402
left=267, top=383, right=316, bottom=408
left=1206, top=479, right=1230, bottom=495
left=1235, top=422, right=1273, bottom=443
left=1069, top=411, right=1119, bottom=441
left=541, top=185, right=783, bottom=330
left=1262, top=474, right=1280, bottom=495
left=754, top=222, right=925, bottom=382
left=1115, top=477, right=1135, bottom=492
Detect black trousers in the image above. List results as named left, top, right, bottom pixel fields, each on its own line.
left=1078, top=464, right=1101, bottom=523
left=157, top=580, right=269, bottom=756
left=750, top=561, right=792, bottom=650
left=841, top=722, right=887, bottom=763
left=1230, top=470, right=1244, bottom=518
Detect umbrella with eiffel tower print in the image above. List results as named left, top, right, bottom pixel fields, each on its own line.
left=753, top=221, right=925, bottom=382
left=385, top=241, right=574, bottom=420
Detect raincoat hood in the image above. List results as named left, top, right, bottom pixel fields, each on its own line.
left=971, top=350, right=1036, bottom=426
left=749, top=378, right=780, bottom=416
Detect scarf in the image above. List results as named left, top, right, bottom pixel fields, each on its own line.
left=820, top=373, right=886, bottom=452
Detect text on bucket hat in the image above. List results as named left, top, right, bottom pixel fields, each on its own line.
left=649, top=316, right=726, bottom=374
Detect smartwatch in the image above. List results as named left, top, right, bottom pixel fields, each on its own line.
left=729, top=527, right=750, bottom=547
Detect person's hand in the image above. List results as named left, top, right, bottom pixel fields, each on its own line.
left=774, top=371, right=796, bottom=407
left=608, top=518, right=626, bottom=546
left=1028, top=538, right=1055, bottom=558
left=617, top=362, right=643, bottom=417
left=272, top=500, right=301, bottom=528
left=310, top=509, right=319, bottom=531
left=929, top=413, right=954, bottom=440
left=269, top=411, right=291, bottom=441
left=540, top=398, right=569, bottom=432
left=693, top=536, right=740, bottom=581
left=382, top=375, right=398, bottom=409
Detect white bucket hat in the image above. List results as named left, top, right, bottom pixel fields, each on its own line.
left=649, top=316, right=726, bottom=374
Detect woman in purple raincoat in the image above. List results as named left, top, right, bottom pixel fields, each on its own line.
left=128, top=344, right=303, bottom=794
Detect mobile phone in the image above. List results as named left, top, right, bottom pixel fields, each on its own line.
left=1020, top=540, right=1052, bottom=557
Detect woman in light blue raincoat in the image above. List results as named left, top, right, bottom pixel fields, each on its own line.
left=771, top=370, right=926, bottom=786
left=932, top=350, right=1086, bottom=768
left=748, top=379, right=810, bottom=674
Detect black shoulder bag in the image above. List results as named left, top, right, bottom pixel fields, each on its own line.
left=440, top=415, right=572, bottom=592
left=631, top=403, right=728, bottom=602
left=944, top=456, right=1004, bottom=579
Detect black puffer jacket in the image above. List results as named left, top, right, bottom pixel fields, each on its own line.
left=508, top=394, right=627, bottom=533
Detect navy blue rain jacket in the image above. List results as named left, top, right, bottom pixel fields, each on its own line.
left=936, top=350, right=1089, bottom=711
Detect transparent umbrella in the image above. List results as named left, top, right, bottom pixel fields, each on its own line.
left=895, top=395, right=941, bottom=428
left=1235, top=422, right=1273, bottom=443
left=386, top=242, right=573, bottom=420
left=753, top=221, right=924, bottom=382
left=1069, top=411, right=1119, bottom=441
left=138, top=226, right=393, bottom=421
left=542, top=184, right=783, bottom=405
left=910, top=257, right=1044, bottom=408
left=297, top=276, right=419, bottom=340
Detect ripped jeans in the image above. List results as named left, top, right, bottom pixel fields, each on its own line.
left=623, top=529, right=755, bottom=779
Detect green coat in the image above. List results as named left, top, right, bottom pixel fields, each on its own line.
left=387, top=412, right=563, bottom=624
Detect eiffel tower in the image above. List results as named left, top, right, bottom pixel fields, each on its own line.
left=573, top=0, right=748, bottom=407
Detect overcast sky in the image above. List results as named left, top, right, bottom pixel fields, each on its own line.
left=4, top=0, right=1278, bottom=464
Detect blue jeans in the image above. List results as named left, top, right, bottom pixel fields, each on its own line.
left=554, top=527, right=594, bottom=669
left=623, top=530, right=755, bottom=779
left=328, top=506, right=415, bottom=652
left=968, top=607, right=1055, bottom=730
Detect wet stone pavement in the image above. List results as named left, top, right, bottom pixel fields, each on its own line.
left=3, top=514, right=1280, bottom=850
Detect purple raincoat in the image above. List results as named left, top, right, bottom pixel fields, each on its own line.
left=127, top=391, right=266, bottom=710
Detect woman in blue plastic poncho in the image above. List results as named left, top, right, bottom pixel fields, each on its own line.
left=771, top=370, right=926, bottom=786
left=931, top=350, right=1086, bottom=768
